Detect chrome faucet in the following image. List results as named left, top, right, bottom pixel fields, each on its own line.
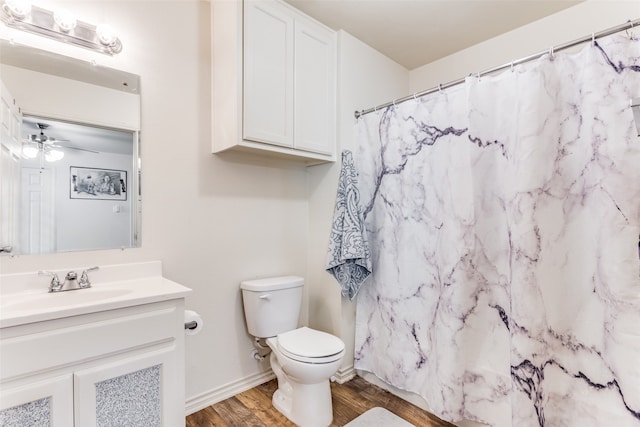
left=40, top=266, right=99, bottom=292
left=79, top=266, right=99, bottom=288
left=39, top=270, right=63, bottom=292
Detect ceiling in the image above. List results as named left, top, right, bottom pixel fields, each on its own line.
left=284, top=0, right=583, bottom=70
left=22, top=116, right=134, bottom=156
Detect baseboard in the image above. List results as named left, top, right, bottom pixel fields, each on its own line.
left=333, top=364, right=356, bottom=384
left=185, top=370, right=275, bottom=415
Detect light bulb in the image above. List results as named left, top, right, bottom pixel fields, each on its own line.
left=22, top=144, right=38, bottom=158
left=45, top=149, right=64, bottom=162
left=96, top=24, right=118, bottom=46
left=54, top=9, right=77, bottom=32
left=4, top=0, right=31, bottom=19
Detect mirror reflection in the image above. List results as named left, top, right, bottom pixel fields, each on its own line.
left=0, top=40, right=141, bottom=255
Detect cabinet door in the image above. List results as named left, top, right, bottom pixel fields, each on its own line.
left=74, top=347, right=180, bottom=427
left=293, top=18, right=336, bottom=155
left=0, top=375, right=73, bottom=427
left=243, top=0, right=294, bottom=147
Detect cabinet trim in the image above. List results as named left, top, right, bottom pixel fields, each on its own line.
left=0, top=374, right=73, bottom=426
left=74, top=347, right=178, bottom=427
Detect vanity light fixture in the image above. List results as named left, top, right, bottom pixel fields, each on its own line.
left=53, top=8, right=76, bottom=33
left=0, top=0, right=122, bottom=55
left=4, top=0, right=30, bottom=19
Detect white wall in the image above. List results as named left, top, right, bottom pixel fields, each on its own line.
left=20, top=150, right=133, bottom=253
left=410, top=1, right=638, bottom=91
left=0, top=0, right=309, bottom=411
left=306, top=30, right=408, bottom=375
left=0, top=65, right=140, bottom=131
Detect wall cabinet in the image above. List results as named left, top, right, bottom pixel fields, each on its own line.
left=0, top=300, right=185, bottom=427
left=212, top=0, right=336, bottom=164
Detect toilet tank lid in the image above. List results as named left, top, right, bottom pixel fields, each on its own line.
left=240, top=276, right=304, bottom=291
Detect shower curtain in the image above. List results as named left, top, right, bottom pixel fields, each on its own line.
left=353, top=34, right=640, bottom=427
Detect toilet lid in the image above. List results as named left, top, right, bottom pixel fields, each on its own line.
left=277, top=327, right=345, bottom=361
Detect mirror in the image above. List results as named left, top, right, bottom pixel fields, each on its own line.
left=0, top=39, right=141, bottom=255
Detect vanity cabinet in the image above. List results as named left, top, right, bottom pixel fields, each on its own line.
left=0, top=300, right=185, bottom=427
left=212, top=0, right=336, bottom=164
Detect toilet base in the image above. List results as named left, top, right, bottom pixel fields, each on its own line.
left=270, top=353, right=334, bottom=427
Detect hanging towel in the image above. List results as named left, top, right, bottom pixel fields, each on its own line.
left=326, top=150, right=372, bottom=300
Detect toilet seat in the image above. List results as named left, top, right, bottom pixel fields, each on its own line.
left=277, top=327, right=345, bottom=364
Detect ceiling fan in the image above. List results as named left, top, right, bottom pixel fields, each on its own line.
left=22, top=123, right=98, bottom=162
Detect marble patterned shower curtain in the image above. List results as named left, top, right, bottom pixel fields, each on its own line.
left=353, top=34, right=640, bottom=427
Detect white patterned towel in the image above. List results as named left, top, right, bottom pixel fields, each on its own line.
left=326, top=150, right=371, bottom=300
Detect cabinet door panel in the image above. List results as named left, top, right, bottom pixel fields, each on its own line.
left=294, top=19, right=336, bottom=155
left=243, top=1, right=294, bottom=147
left=0, top=375, right=73, bottom=427
left=74, top=347, right=179, bottom=427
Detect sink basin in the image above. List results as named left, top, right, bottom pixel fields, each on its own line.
left=4, top=288, right=134, bottom=312
left=0, top=261, right=192, bottom=328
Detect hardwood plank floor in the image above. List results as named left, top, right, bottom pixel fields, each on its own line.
left=186, top=376, right=455, bottom=427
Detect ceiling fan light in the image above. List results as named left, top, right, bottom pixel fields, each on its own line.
left=22, top=144, right=39, bottom=158
left=45, top=149, right=64, bottom=162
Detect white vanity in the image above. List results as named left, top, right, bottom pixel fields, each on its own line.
left=0, top=261, right=192, bottom=427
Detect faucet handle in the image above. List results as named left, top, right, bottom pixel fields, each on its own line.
left=39, top=270, right=62, bottom=291
left=79, top=266, right=99, bottom=288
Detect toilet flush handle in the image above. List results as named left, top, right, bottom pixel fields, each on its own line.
left=259, top=294, right=270, bottom=300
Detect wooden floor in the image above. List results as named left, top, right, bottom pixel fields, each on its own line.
left=186, top=376, right=455, bottom=427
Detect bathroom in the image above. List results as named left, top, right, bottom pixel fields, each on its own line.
left=0, top=0, right=638, bottom=426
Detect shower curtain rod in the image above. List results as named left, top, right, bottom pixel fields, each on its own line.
left=354, top=18, right=639, bottom=119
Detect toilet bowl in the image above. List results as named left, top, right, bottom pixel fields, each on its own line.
left=240, top=276, right=345, bottom=427
left=267, top=327, right=344, bottom=427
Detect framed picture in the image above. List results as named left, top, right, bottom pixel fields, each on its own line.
left=70, top=167, right=127, bottom=201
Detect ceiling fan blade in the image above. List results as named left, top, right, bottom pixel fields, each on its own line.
left=54, top=144, right=99, bottom=154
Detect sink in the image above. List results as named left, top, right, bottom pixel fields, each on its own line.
left=4, top=288, right=134, bottom=312
left=0, top=261, right=192, bottom=328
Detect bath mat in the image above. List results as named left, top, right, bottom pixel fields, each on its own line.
left=344, top=407, right=415, bottom=427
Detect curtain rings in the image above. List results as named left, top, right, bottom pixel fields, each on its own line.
left=549, top=45, right=555, bottom=59
left=626, top=20, right=635, bottom=40
left=591, top=32, right=596, bottom=46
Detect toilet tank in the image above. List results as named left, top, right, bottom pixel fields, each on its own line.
left=240, top=276, right=303, bottom=338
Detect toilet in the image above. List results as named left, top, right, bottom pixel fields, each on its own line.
left=240, top=276, right=345, bottom=427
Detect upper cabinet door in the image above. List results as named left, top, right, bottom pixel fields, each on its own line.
left=293, top=18, right=336, bottom=155
left=243, top=1, right=294, bottom=148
